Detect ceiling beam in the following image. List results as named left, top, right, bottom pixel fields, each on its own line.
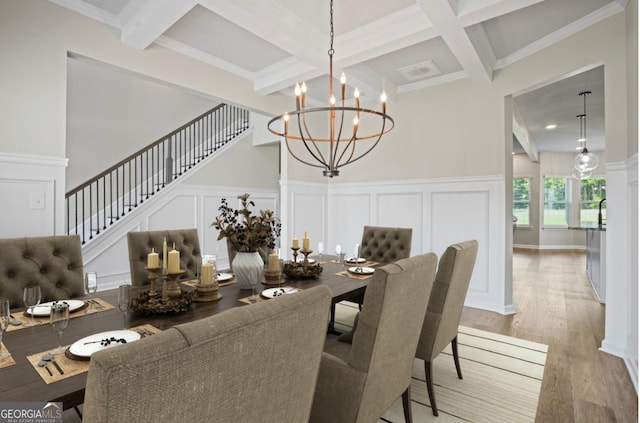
left=416, top=0, right=493, bottom=82
left=121, top=0, right=197, bottom=49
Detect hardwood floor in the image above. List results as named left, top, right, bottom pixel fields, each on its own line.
left=460, top=249, right=637, bottom=423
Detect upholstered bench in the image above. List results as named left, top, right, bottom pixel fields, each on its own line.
left=0, top=235, right=85, bottom=307
left=127, top=228, right=202, bottom=286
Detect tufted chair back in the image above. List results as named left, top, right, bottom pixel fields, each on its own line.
left=359, top=226, right=412, bottom=263
left=127, top=229, right=202, bottom=286
left=0, top=235, right=84, bottom=308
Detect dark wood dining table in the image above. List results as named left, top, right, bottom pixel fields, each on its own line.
left=0, top=257, right=376, bottom=410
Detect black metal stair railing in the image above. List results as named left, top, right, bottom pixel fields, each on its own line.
left=66, top=103, right=250, bottom=244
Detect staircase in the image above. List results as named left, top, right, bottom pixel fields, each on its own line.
left=65, top=103, right=250, bottom=244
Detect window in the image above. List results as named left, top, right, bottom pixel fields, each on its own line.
left=513, top=177, right=531, bottom=225
left=580, top=177, right=606, bottom=225
left=543, top=177, right=570, bottom=226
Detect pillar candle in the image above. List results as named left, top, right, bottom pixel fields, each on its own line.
left=201, top=262, right=214, bottom=285
left=147, top=248, right=159, bottom=268
left=168, top=248, right=180, bottom=274
left=268, top=252, right=279, bottom=271
left=162, top=237, right=168, bottom=271
left=303, top=231, right=310, bottom=252
left=292, top=237, right=299, bottom=249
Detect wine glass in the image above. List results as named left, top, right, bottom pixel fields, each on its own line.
left=353, top=243, right=360, bottom=261
left=23, top=286, right=42, bottom=327
left=49, top=302, right=70, bottom=355
left=85, top=272, right=98, bottom=314
left=118, top=285, right=131, bottom=329
left=317, top=242, right=324, bottom=262
left=0, top=298, right=10, bottom=359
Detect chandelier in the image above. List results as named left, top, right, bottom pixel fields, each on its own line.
left=573, top=90, right=598, bottom=176
left=267, top=0, right=394, bottom=177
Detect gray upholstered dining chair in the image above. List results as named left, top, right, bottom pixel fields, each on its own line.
left=0, top=235, right=85, bottom=307
left=415, top=239, right=479, bottom=416
left=359, top=225, right=412, bottom=263
left=309, top=252, right=438, bottom=423
left=127, top=228, right=202, bottom=285
left=83, top=285, right=332, bottom=423
left=340, top=225, right=413, bottom=313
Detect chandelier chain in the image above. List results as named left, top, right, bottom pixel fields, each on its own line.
left=328, top=0, right=334, bottom=56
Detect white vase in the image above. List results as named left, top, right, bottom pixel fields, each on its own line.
left=232, top=251, right=264, bottom=290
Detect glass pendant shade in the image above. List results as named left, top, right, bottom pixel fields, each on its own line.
left=573, top=149, right=599, bottom=172
left=572, top=167, right=592, bottom=180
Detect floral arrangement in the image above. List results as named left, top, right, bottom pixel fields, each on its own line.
left=211, top=193, right=281, bottom=253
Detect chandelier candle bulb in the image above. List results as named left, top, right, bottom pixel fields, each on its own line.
left=168, top=248, right=180, bottom=274
left=341, top=73, right=346, bottom=100
left=147, top=248, right=159, bottom=268
left=201, top=262, right=214, bottom=285
left=301, top=82, right=307, bottom=108
left=295, top=83, right=301, bottom=110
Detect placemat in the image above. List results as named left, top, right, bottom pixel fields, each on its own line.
left=27, top=324, right=161, bottom=384
left=0, top=343, right=16, bottom=368
left=8, top=298, right=115, bottom=332
left=181, top=277, right=236, bottom=289
left=336, top=270, right=375, bottom=280
left=238, top=287, right=303, bottom=305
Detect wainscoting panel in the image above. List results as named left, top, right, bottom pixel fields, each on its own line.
left=147, top=194, right=199, bottom=231
left=286, top=176, right=510, bottom=314
left=0, top=153, right=67, bottom=237
left=376, top=192, right=424, bottom=258
left=430, top=190, right=490, bottom=293
left=290, top=192, right=326, bottom=252
left=329, top=193, right=372, bottom=253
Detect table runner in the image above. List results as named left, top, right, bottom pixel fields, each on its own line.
left=27, top=324, right=161, bottom=384
left=0, top=343, right=16, bottom=369
left=7, top=298, right=115, bottom=332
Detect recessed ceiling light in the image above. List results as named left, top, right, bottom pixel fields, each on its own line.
left=545, top=124, right=557, bottom=130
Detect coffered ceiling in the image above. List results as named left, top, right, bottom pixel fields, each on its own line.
left=52, top=0, right=626, bottom=154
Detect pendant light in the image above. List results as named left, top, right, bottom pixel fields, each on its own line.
left=573, top=91, right=598, bottom=172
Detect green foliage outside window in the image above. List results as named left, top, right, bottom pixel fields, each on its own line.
left=513, top=178, right=530, bottom=225
left=543, top=177, right=569, bottom=226
left=580, top=178, right=606, bottom=224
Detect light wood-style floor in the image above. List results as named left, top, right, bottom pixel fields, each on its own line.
left=460, top=249, right=637, bottom=423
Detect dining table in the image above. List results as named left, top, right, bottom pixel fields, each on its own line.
left=0, top=256, right=379, bottom=410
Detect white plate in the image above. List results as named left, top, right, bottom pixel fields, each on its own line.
left=348, top=266, right=375, bottom=275
left=261, top=287, right=300, bottom=298
left=27, top=300, right=86, bottom=317
left=216, top=273, right=234, bottom=282
left=69, top=330, right=141, bottom=358
left=346, top=257, right=366, bottom=264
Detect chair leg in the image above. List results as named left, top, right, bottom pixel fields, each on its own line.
left=424, top=360, right=438, bottom=416
left=452, top=336, right=463, bottom=379
left=402, top=386, right=413, bottom=423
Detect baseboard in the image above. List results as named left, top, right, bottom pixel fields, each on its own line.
left=513, top=244, right=585, bottom=251
left=624, top=354, right=638, bottom=394
left=464, top=299, right=516, bottom=316
left=600, top=339, right=625, bottom=358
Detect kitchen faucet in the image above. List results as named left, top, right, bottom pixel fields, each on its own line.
left=598, top=198, right=606, bottom=228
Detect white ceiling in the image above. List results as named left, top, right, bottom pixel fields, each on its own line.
left=52, top=0, right=625, bottom=154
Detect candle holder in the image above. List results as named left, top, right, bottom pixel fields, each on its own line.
left=145, top=266, right=161, bottom=300
left=194, top=280, right=222, bottom=302
left=291, top=247, right=300, bottom=263
left=166, top=269, right=185, bottom=299
left=283, top=247, right=322, bottom=279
